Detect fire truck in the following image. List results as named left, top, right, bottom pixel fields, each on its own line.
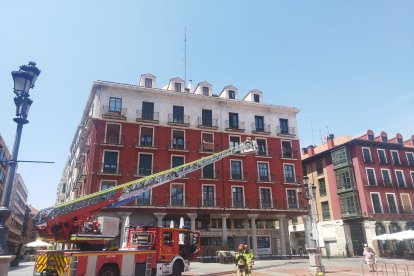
left=32, top=138, right=257, bottom=276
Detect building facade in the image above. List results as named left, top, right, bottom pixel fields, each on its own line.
left=0, top=135, right=31, bottom=255
left=301, top=130, right=414, bottom=257
left=57, top=75, right=307, bottom=257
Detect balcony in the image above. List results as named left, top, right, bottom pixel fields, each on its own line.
left=257, top=198, right=278, bottom=209
left=99, top=134, right=125, bottom=146
left=281, top=149, right=299, bottom=159
left=102, top=106, right=127, bottom=120
left=225, top=120, right=245, bottom=132
left=287, top=201, right=299, bottom=209
left=276, top=126, right=296, bottom=136
left=136, top=110, right=159, bottom=123
left=251, top=123, right=271, bottom=134
left=228, top=171, right=249, bottom=181
left=168, top=140, right=189, bottom=151
left=257, top=173, right=275, bottom=183
left=230, top=197, right=248, bottom=208
left=197, top=117, right=218, bottom=129
left=168, top=114, right=190, bottom=126
left=198, top=196, right=222, bottom=208
left=256, top=148, right=273, bottom=157
left=199, top=141, right=219, bottom=153
left=99, top=163, right=122, bottom=175
left=136, top=136, right=158, bottom=148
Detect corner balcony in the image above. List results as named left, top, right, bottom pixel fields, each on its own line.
left=102, top=106, right=127, bottom=120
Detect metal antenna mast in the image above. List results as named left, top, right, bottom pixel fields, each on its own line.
left=184, top=27, right=187, bottom=85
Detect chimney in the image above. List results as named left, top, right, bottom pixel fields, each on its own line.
left=302, top=147, right=308, bottom=155
left=307, top=145, right=315, bottom=157
left=187, top=79, right=193, bottom=93
left=327, top=134, right=335, bottom=149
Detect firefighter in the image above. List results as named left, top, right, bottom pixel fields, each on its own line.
left=243, top=244, right=254, bottom=276
left=235, top=244, right=247, bottom=276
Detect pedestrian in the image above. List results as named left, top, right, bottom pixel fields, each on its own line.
left=235, top=244, right=247, bottom=276
left=243, top=244, right=254, bottom=276
left=363, top=245, right=375, bottom=272
left=364, top=244, right=377, bottom=271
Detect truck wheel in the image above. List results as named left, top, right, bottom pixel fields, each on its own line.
left=172, top=262, right=183, bottom=276
left=98, top=265, right=119, bottom=276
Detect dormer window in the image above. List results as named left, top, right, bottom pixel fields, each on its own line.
left=144, top=78, right=153, bottom=88
left=253, top=94, right=260, bottom=103
left=228, top=90, right=235, bottom=99
left=397, top=137, right=403, bottom=144
left=368, top=134, right=374, bottom=141
left=174, top=82, right=182, bottom=92
left=202, top=86, right=209, bottom=96
left=381, top=135, right=388, bottom=142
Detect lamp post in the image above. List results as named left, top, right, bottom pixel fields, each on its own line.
left=0, top=62, right=40, bottom=261
left=304, top=176, right=324, bottom=275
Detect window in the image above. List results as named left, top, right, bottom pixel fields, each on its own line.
left=260, top=188, right=272, bottom=208
left=256, top=139, right=267, bottom=156
left=254, top=116, right=264, bottom=131
left=368, top=134, right=374, bottom=141
left=318, top=178, right=327, bottom=196
left=173, top=105, right=184, bottom=124
left=0, top=148, right=7, bottom=167
left=366, top=168, right=377, bottom=186
left=316, top=159, right=324, bottom=175
left=253, top=94, right=260, bottom=103
left=340, top=193, right=357, bottom=215
left=138, top=154, right=152, bottom=176
left=163, top=232, right=173, bottom=246
left=258, top=162, right=270, bottom=181
left=231, top=160, right=242, bottom=180
left=411, top=171, right=414, bottom=185
left=381, top=169, right=392, bottom=186
left=279, top=118, right=289, bottom=134
left=229, top=112, right=239, bottom=128
left=172, top=156, right=184, bottom=168
left=202, top=86, right=209, bottom=96
left=386, top=194, right=398, bottom=214
left=109, top=97, right=122, bottom=113
left=336, top=168, right=354, bottom=190
left=321, top=202, right=331, bottom=220
left=202, top=109, right=213, bottom=126
left=281, top=141, right=293, bottom=158
left=397, top=137, right=403, bottom=144
left=371, top=193, right=383, bottom=214
left=174, top=82, right=182, bottom=92
left=203, top=185, right=215, bottom=207
left=105, top=124, right=121, bottom=144
left=142, top=102, right=154, bottom=120
left=172, top=130, right=185, bottom=149
left=140, top=127, right=154, bottom=147
left=202, top=163, right=214, bottom=179
left=401, top=193, right=413, bottom=214
left=287, top=189, right=298, bottom=208
left=103, top=151, right=118, bottom=173
left=395, top=170, right=405, bottom=187
left=137, top=191, right=151, bottom=206
left=407, top=152, right=414, bottom=166
left=228, top=90, right=235, bottom=99
left=284, top=164, right=295, bottom=183
left=229, top=136, right=240, bottom=148
left=362, top=148, right=372, bottom=163
left=232, top=187, right=244, bottom=207
left=201, top=132, right=214, bottom=152
left=100, top=180, right=116, bottom=191
left=144, top=78, right=152, bottom=88
left=377, top=149, right=387, bottom=164
left=171, top=184, right=184, bottom=206
left=391, top=150, right=401, bottom=165
left=381, top=135, right=388, bottom=142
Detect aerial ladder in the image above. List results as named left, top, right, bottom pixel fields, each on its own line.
left=34, top=137, right=258, bottom=246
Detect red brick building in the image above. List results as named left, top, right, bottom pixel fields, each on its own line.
left=57, top=75, right=307, bottom=257
left=302, top=130, right=414, bottom=257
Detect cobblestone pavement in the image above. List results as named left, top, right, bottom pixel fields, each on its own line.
left=10, top=257, right=414, bottom=275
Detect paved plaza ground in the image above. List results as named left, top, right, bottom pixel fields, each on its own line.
left=10, top=257, right=414, bottom=275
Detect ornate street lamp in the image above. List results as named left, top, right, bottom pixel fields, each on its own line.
left=0, top=62, right=40, bottom=260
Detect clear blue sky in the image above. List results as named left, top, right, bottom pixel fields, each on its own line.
left=1, top=1, right=413, bottom=210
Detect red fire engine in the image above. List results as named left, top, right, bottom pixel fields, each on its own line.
left=32, top=138, right=257, bottom=276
